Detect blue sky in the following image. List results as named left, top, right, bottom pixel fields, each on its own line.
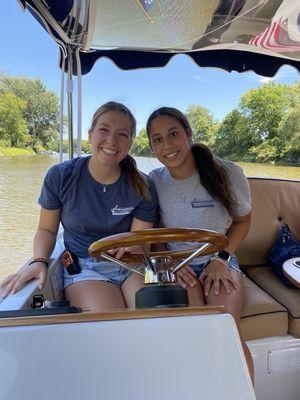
left=1, top=2, right=299, bottom=139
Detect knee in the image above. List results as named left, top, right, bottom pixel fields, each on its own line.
left=226, top=309, right=242, bottom=327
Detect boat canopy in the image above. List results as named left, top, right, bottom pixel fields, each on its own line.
left=18, top=0, right=300, bottom=77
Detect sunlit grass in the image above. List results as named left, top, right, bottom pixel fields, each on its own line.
left=238, top=162, right=300, bottom=181
left=0, top=147, right=35, bottom=156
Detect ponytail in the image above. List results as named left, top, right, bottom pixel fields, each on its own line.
left=120, top=155, right=150, bottom=200
left=191, top=143, right=235, bottom=215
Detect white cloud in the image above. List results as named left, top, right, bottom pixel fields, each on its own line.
left=274, top=66, right=299, bottom=80
left=259, top=76, right=275, bottom=84
left=256, top=66, right=299, bottom=85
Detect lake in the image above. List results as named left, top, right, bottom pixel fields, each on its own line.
left=0, top=155, right=299, bottom=281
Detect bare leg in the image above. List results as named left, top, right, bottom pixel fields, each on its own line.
left=121, top=273, right=145, bottom=308
left=65, top=280, right=126, bottom=312
left=187, top=281, right=205, bottom=306
left=204, top=270, right=254, bottom=384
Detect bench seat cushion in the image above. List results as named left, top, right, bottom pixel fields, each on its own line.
left=241, top=275, right=288, bottom=341
left=245, top=266, right=300, bottom=338
left=237, top=178, right=300, bottom=266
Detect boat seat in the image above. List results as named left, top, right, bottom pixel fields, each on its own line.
left=240, top=275, right=288, bottom=341
left=237, top=178, right=300, bottom=341
left=245, top=266, right=300, bottom=338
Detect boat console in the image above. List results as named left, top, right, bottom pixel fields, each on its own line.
left=0, top=306, right=255, bottom=400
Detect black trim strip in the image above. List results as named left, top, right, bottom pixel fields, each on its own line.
left=241, top=310, right=287, bottom=319
left=244, top=272, right=300, bottom=319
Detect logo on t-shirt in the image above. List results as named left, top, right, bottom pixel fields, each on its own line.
left=191, top=198, right=214, bottom=208
left=111, top=205, right=134, bottom=216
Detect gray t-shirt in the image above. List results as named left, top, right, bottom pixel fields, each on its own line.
left=149, top=159, right=251, bottom=263
left=39, top=156, right=158, bottom=258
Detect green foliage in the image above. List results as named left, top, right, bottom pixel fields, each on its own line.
left=186, top=105, right=217, bottom=147
left=278, top=103, right=300, bottom=164
left=214, top=109, right=249, bottom=159
left=130, top=128, right=152, bottom=157
left=213, top=81, right=299, bottom=165
left=0, top=146, right=35, bottom=156
left=0, top=76, right=59, bottom=151
left=48, top=139, right=91, bottom=154
left=240, top=82, right=292, bottom=142
left=248, top=139, right=280, bottom=163
left=0, top=92, right=30, bottom=147
left=289, top=80, right=300, bottom=107
left=80, top=140, right=91, bottom=154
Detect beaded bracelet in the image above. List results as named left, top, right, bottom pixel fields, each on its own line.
left=28, top=258, right=49, bottom=267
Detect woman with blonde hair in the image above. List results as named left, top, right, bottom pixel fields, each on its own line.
left=1, top=102, right=158, bottom=311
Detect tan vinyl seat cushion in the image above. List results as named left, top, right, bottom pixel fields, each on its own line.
left=237, top=179, right=300, bottom=266
left=236, top=178, right=300, bottom=340
left=240, top=276, right=288, bottom=341
left=245, top=266, right=300, bottom=337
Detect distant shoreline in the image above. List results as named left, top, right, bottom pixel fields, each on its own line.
left=0, top=149, right=299, bottom=169
left=0, top=147, right=59, bottom=156
left=0, top=147, right=35, bottom=156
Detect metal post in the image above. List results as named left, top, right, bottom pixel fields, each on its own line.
left=59, top=57, right=65, bottom=163
left=75, top=47, right=82, bottom=157
left=67, top=45, right=74, bottom=160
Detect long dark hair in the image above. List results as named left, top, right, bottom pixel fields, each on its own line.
left=146, top=107, right=235, bottom=214
left=90, top=102, right=149, bottom=199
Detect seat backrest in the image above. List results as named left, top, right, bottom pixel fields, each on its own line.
left=237, top=178, right=300, bottom=266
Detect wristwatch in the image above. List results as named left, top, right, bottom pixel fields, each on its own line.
left=216, top=250, right=231, bottom=262
left=211, top=250, right=231, bottom=266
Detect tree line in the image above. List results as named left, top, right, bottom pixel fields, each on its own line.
left=0, top=76, right=59, bottom=152
left=132, top=81, right=299, bottom=165
left=0, top=75, right=299, bottom=164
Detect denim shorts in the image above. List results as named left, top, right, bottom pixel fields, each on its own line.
left=190, top=254, right=243, bottom=278
left=63, top=257, right=132, bottom=289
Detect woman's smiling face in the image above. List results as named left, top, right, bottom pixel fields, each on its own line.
left=148, top=115, right=193, bottom=171
left=89, top=110, right=133, bottom=167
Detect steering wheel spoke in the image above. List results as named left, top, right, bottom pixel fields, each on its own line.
left=89, top=228, right=228, bottom=275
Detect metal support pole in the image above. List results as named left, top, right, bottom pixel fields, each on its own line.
left=59, top=56, right=65, bottom=163
left=75, top=47, right=82, bottom=157
left=67, top=45, right=74, bottom=160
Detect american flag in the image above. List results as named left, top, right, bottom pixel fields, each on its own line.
left=249, top=15, right=300, bottom=53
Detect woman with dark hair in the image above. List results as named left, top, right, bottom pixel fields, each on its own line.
left=146, top=106, right=253, bottom=381
left=1, top=102, right=157, bottom=311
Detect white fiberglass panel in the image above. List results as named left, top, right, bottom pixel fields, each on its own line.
left=248, top=336, right=300, bottom=400
left=0, top=313, right=255, bottom=400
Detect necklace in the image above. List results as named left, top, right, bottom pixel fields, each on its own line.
left=101, top=184, right=107, bottom=193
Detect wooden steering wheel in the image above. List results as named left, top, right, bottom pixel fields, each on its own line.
left=89, top=228, right=228, bottom=263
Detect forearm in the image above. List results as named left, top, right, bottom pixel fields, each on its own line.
left=225, top=212, right=251, bottom=254
left=32, top=207, right=61, bottom=260
left=1, top=208, right=60, bottom=296
left=130, top=218, right=154, bottom=253
left=33, top=227, right=58, bottom=260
